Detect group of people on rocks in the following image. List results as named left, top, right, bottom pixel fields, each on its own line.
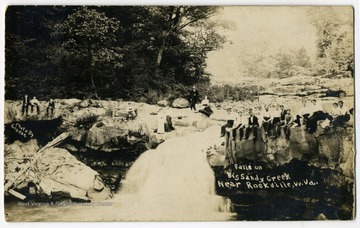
left=294, top=99, right=352, bottom=132
left=188, top=85, right=213, bottom=117
left=220, top=107, right=261, bottom=145
left=220, top=98, right=353, bottom=145
left=156, top=85, right=212, bottom=134
left=187, top=85, right=352, bottom=144
left=21, top=94, right=55, bottom=117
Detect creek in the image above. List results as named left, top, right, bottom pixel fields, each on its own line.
left=4, top=120, right=354, bottom=221
left=5, top=125, right=234, bottom=221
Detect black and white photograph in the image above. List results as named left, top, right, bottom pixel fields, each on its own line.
left=2, top=2, right=357, bottom=222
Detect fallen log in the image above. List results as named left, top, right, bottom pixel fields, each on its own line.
left=8, top=189, right=27, bottom=200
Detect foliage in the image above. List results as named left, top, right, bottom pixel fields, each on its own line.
left=145, top=89, right=163, bottom=105
left=240, top=7, right=353, bottom=80
left=206, top=84, right=263, bottom=102
left=295, top=47, right=311, bottom=68
left=52, top=6, right=122, bottom=99
left=5, top=6, right=226, bottom=101
left=307, top=7, right=354, bottom=78
left=242, top=48, right=313, bottom=79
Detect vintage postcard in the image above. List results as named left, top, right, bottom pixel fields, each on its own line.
left=3, top=5, right=356, bottom=222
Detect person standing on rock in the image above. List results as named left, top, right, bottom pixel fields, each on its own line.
left=46, top=99, right=55, bottom=117
left=157, top=108, right=166, bottom=134
left=189, top=85, right=199, bottom=111
left=21, top=94, right=31, bottom=116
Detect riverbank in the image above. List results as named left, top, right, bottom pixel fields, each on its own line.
left=4, top=98, right=227, bottom=203
left=4, top=94, right=355, bottom=221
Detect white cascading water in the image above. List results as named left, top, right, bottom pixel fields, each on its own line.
left=46, top=125, right=233, bottom=221
left=109, top=125, right=234, bottom=221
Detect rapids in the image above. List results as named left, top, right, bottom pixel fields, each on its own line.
left=5, top=125, right=233, bottom=221
left=110, top=125, right=233, bottom=221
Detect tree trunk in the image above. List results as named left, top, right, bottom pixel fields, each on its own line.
left=156, top=31, right=170, bottom=67
left=87, top=47, right=100, bottom=100
left=90, top=67, right=100, bottom=100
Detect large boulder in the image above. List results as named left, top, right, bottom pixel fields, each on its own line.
left=172, top=98, right=189, bottom=108
left=4, top=141, right=112, bottom=201
left=316, top=128, right=354, bottom=172
left=59, top=98, right=81, bottom=106
left=85, top=119, right=148, bottom=152
left=173, top=117, right=192, bottom=127
left=28, top=147, right=112, bottom=201
left=78, top=99, right=92, bottom=108
left=85, top=121, right=129, bottom=152
left=339, top=132, right=355, bottom=178
left=5, top=139, right=39, bottom=158
left=157, top=100, right=169, bottom=107
left=209, top=126, right=354, bottom=173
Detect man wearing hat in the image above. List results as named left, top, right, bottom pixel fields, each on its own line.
left=189, top=85, right=199, bottom=111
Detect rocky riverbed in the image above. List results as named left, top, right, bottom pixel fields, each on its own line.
left=4, top=95, right=355, bottom=220
left=4, top=98, right=224, bottom=202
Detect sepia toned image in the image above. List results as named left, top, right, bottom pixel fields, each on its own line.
left=3, top=5, right=355, bottom=222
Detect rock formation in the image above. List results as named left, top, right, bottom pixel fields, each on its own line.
left=172, top=98, right=189, bottom=108
left=4, top=139, right=112, bottom=202
left=207, top=125, right=354, bottom=179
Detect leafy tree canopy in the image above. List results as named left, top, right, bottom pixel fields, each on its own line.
left=5, top=6, right=226, bottom=101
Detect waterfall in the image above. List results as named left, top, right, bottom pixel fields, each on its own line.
left=110, top=125, right=234, bottom=221
left=33, top=125, right=234, bottom=221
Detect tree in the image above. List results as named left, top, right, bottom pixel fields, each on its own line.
left=242, top=54, right=277, bottom=78
left=5, top=6, right=226, bottom=101
left=108, top=6, right=226, bottom=99
left=295, top=47, right=311, bottom=68
left=147, top=6, right=222, bottom=67
left=307, top=7, right=354, bottom=77
left=5, top=6, right=59, bottom=99
left=52, top=6, right=122, bottom=99
left=273, top=52, right=296, bottom=78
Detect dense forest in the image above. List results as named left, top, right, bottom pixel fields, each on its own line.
left=5, top=6, right=354, bottom=102
left=5, top=6, right=227, bottom=101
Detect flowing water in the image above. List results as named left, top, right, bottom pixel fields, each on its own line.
left=5, top=125, right=234, bottom=221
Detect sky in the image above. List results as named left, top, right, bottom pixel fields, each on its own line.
left=205, top=6, right=351, bottom=84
